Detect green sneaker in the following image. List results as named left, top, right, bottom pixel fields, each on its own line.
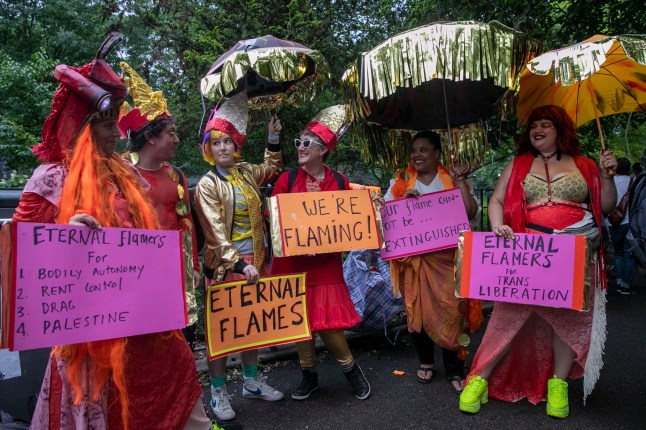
left=459, top=376, right=488, bottom=413
left=546, top=375, right=569, bottom=419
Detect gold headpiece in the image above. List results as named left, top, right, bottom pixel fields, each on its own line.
left=118, top=62, right=171, bottom=135
left=120, top=61, right=168, bottom=121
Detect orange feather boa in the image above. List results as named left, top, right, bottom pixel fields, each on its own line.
left=54, top=124, right=159, bottom=429
left=391, top=163, right=483, bottom=347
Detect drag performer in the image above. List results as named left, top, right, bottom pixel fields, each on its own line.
left=269, top=105, right=371, bottom=401
left=459, top=105, right=617, bottom=418
left=118, top=62, right=201, bottom=349
left=15, top=34, right=211, bottom=429
left=193, top=93, right=284, bottom=422
left=384, top=130, right=481, bottom=392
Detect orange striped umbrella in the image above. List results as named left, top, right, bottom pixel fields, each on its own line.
left=517, top=34, right=646, bottom=148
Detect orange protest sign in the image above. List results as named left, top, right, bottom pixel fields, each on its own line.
left=268, top=189, right=381, bottom=257
left=205, top=273, right=311, bottom=359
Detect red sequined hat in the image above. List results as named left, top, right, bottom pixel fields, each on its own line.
left=204, top=92, right=248, bottom=148
left=303, top=105, right=350, bottom=152
left=33, top=33, right=127, bottom=163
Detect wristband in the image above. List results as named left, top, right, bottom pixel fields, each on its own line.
left=267, top=135, right=280, bottom=143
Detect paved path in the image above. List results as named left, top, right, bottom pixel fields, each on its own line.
left=199, top=278, right=646, bottom=430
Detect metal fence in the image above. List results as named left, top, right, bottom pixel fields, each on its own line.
left=473, top=188, right=494, bottom=232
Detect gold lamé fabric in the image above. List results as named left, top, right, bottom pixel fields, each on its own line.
left=295, top=330, right=353, bottom=368
left=120, top=62, right=168, bottom=120
left=181, top=231, right=198, bottom=325
left=201, top=47, right=331, bottom=110
left=267, top=195, right=284, bottom=258
left=353, top=121, right=490, bottom=170
left=342, top=21, right=542, bottom=170
left=228, top=166, right=266, bottom=272
left=517, top=34, right=646, bottom=127
left=354, top=21, right=540, bottom=101
left=194, top=149, right=281, bottom=281
left=308, top=104, right=352, bottom=139
left=0, top=222, right=12, bottom=348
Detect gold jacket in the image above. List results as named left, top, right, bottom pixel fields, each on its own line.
left=194, top=148, right=282, bottom=281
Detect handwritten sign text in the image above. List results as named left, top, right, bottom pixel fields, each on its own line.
left=205, top=273, right=310, bottom=359
left=270, top=190, right=381, bottom=257
left=380, top=188, right=470, bottom=260
left=9, top=222, right=188, bottom=351
left=457, top=231, right=587, bottom=310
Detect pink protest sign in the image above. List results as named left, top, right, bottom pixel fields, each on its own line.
left=380, top=188, right=470, bottom=260
left=9, top=222, right=188, bottom=351
left=457, top=231, right=587, bottom=310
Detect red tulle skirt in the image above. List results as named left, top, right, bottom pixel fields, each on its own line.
left=306, top=282, right=362, bottom=333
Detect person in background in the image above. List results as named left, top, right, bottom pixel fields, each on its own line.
left=384, top=130, right=481, bottom=392
left=459, top=105, right=617, bottom=419
left=269, top=105, right=371, bottom=402
left=606, top=158, right=635, bottom=294
left=118, top=62, right=202, bottom=347
left=194, top=92, right=284, bottom=422
left=16, top=33, right=212, bottom=429
left=632, top=162, right=642, bottom=178
left=628, top=149, right=646, bottom=272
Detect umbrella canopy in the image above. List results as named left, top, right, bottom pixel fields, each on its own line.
left=201, top=35, right=330, bottom=110
left=517, top=34, right=646, bottom=130
left=343, top=21, right=542, bottom=169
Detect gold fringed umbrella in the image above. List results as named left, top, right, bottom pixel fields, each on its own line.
left=517, top=34, right=646, bottom=149
left=201, top=35, right=331, bottom=111
left=343, top=21, right=542, bottom=169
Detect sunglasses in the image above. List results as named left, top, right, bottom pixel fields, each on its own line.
left=294, top=138, right=325, bottom=149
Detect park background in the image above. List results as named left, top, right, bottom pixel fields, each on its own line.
left=1, top=0, right=645, bottom=194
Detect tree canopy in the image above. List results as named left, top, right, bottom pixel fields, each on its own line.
left=1, top=0, right=645, bottom=189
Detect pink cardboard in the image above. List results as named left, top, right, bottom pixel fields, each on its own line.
left=10, top=222, right=187, bottom=351
left=380, top=188, right=471, bottom=260
left=458, top=232, right=586, bottom=310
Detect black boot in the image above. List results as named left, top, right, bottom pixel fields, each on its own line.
left=344, top=363, right=371, bottom=400
left=291, top=369, right=319, bottom=400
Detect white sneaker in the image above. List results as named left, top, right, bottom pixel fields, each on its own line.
left=210, top=385, right=236, bottom=421
left=242, top=374, right=284, bottom=401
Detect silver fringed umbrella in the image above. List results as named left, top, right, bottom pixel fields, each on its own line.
left=343, top=21, right=542, bottom=169
left=201, top=35, right=330, bottom=111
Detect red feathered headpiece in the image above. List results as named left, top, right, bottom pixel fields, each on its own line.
left=34, top=33, right=127, bottom=163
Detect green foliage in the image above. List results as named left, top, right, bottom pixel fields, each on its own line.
left=1, top=0, right=646, bottom=185
left=0, top=51, right=57, bottom=136
left=0, top=170, right=30, bottom=188
left=0, top=50, right=55, bottom=180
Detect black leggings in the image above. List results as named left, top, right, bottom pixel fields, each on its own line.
left=411, top=330, right=464, bottom=378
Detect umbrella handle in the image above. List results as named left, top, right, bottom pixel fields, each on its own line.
left=198, top=92, right=207, bottom=137
left=587, top=81, right=615, bottom=176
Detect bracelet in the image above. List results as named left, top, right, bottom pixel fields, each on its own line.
left=267, top=135, right=280, bottom=143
